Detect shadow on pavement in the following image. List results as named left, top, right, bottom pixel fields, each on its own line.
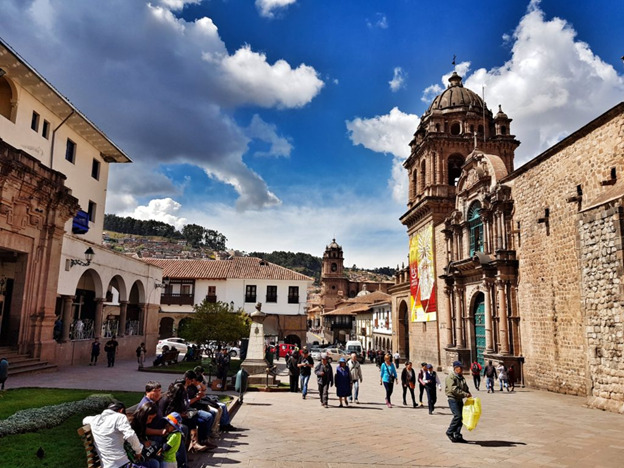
left=469, top=440, right=527, bottom=447
left=242, top=402, right=272, bottom=406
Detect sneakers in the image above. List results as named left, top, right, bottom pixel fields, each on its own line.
left=324, top=404, right=329, bottom=408
left=355, top=399, right=359, bottom=404
left=386, top=401, right=392, bottom=408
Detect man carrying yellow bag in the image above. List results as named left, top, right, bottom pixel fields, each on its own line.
left=445, top=360, right=472, bottom=443
left=462, top=396, right=482, bottom=431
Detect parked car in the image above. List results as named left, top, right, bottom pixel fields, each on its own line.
left=309, top=347, right=322, bottom=361
left=156, top=337, right=188, bottom=355
left=227, top=346, right=241, bottom=358
left=278, top=343, right=297, bottom=358
left=325, top=347, right=348, bottom=363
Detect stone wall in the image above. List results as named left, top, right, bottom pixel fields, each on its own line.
left=580, top=201, right=624, bottom=412
left=509, top=104, right=624, bottom=396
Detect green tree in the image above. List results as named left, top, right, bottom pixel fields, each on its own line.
left=178, top=301, right=250, bottom=347
left=182, top=223, right=206, bottom=248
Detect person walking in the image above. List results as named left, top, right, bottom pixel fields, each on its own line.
left=470, top=360, right=482, bottom=391
left=287, top=350, right=300, bottom=392
left=297, top=348, right=314, bottom=399
left=90, top=337, right=100, bottom=366
left=347, top=352, right=363, bottom=404
left=417, top=362, right=427, bottom=407
left=315, top=353, right=333, bottom=408
left=445, top=361, right=471, bottom=443
left=507, top=364, right=516, bottom=391
left=335, top=357, right=352, bottom=407
left=483, top=360, right=496, bottom=393
left=497, top=362, right=509, bottom=391
left=380, top=354, right=398, bottom=408
left=0, top=357, right=8, bottom=390
left=393, top=350, right=401, bottom=368
left=401, top=361, right=417, bottom=407
left=136, top=342, right=146, bottom=370
left=104, top=336, right=118, bottom=367
left=424, top=364, right=442, bottom=414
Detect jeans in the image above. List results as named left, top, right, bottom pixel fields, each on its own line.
left=402, top=385, right=416, bottom=405
left=196, top=409, right=215, bottom=441
left=349, top=380, right=360, bottom=401
left=499, top=378, right=508, bottom=390
left=107, top=352, right=115, bottom=367
left=300, top=374, right=310, bottom=397
left=383, top=381, right=394, bottom=403
left=486, top=376, right=494, bottom=391
left=446, top=399, right=464, bottom=438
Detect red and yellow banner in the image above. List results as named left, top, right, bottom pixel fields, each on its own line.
left=409, top=224, right=437, bottom=322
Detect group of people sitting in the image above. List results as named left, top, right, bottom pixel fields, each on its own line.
left=83, top=366, right=239, bottom=468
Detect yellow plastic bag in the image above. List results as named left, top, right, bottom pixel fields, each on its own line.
left=462, top=397, right=481, bottom=431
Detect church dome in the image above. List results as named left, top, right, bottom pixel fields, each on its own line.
left=427, top=72, right=485, bottom=114
left=327, top=238, right=341, bottom=250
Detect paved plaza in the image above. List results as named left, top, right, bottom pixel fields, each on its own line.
left=8, top=358, right=624, bottom=467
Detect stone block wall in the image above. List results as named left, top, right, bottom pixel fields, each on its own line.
left=580, top=201, right=624, bottom=412
left=509, top=105, right=624, bottom=396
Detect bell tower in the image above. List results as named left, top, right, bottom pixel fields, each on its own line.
left=322, top=238, right=344, bottom=277
left=320, top=239, right=346, bottom=311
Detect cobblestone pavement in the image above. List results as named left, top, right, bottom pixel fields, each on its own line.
left=9, top=358, right=624, bottom=467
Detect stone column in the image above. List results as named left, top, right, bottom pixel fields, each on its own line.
left=61, top=295, right=74, bottom=342
left=94, top=298, right=104, bottom=339
left=483, top=280, right=494, bottom=352
left=497, top=280, right=509, bottom=355
left=454, top=286, right=465, bottom=347
left=138, top=303, right=146, bottom=335
left=118, top=301, right=128, bottom=337
left=444, top=286, right=454, bottom=347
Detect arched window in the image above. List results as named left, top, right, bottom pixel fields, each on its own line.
left=500, top=126, right=507, bottom=135
left=450, top=122, right=461, bottom=135
left=435, top=123, right=440, bottom=132
left=468, top=201, right=483, bottom=256
left=448, top=154, right=464, bottom=186
left=0, top=76, right=14, bottom=121
left=420, top=160, right=426, bottom=191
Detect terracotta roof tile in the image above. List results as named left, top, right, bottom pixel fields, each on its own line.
left=141, top=257, right=314, bottom=282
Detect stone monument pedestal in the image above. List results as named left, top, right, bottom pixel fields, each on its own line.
left=241, top=304, right=280, bottom=386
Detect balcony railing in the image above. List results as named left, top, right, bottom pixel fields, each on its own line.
left=266, top=295, right=278, bottom=303
left=245, top=295, right=257, bottom=303
left=287, top=295, right=299, bottom=304
left=160, top=293, right=194, bottom=305
left=331, top=322, right=352, bottom=330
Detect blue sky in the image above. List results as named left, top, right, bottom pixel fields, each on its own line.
left=0, top=0, right=622, bottom=267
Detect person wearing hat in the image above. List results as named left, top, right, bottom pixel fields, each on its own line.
left=334, top=357, right=352, bottom=407
left=297, top=348, right=314, bottom=400
left=424, top=364, right=442, bottom=414
left=314, top=353, right=333, bottom=408
left=445, top=361, right=472, bottom=443
left=162, top=412, right=183, bottom=468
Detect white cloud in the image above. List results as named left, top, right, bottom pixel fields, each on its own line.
left=216, top=45, right=324, bottom=108
left=0, top=0, right=324, bottom=212
left=247, top=115, right=293, bottom=157
left=389, top=67, right=407, bottom=92
left=367, top=13, right=388, bottom=29
left=255, top=0, right=297, bottom=18
left=131, top=198, right=188, bottom=231
left=346, top=107, right=420, bottom=203
left=459, top=0, right=624, bottom=164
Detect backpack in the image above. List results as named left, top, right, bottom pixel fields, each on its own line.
left=471, top=362, right=480, bottom=374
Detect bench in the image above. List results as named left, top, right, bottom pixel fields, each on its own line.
left=77, top=424, right=101, bottom=468
left=153, top=348, right=180, bottom=366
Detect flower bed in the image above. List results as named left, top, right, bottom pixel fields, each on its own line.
left=0, top=394, right=114, bottom=437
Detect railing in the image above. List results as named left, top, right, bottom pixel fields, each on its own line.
left=125, top=320, right=141, bottom=336
left=266, top=295, right=278, bottom=303
left=245, top=295, right=257, bottom=303
left=287, top=296, right=299, bottom=304
left=70, top=319, right=94, bottom=340
left=160, top=293, right=194, bottom=305
left=331, top=322, right=352, bottom=330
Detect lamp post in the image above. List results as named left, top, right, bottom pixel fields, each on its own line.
left=69, top=247, right=95, bottom=268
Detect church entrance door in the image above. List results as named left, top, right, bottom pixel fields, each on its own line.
left=473, top=293, right=485, bottom=366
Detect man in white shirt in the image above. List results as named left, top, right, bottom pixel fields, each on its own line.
left=82, top=402, right=143, bottom=468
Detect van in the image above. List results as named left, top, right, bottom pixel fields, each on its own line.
left=345, top=340, right=364, bottom=363
left=278, top=343, right=296, bottom=358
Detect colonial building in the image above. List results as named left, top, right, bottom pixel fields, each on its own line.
left=142, top=257, right=313, bottom=347
left=0, top=38, right=162, bottom=368
left=391, top=69, right=624, bottom=411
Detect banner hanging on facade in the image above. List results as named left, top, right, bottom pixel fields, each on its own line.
left=409, top=223, right=437, bottom=322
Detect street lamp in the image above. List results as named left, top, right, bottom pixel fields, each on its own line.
left=155, top=276, right=170, bottom=289
left=69, top=247, right=95, bottom=268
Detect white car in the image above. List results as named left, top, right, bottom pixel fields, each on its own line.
left=227, top=346, right=241, bottom=358
left=156, top=337, right=188, bottom=355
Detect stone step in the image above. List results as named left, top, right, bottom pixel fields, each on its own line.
left=0, top=347, right=58, bottom=377
left=8, top=362, right=57, bottom=376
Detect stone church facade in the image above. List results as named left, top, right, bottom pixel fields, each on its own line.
left=390, top=70, right=624, bottom=411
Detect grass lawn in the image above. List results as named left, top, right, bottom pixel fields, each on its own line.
left=0, top=388, right=143, bottom=468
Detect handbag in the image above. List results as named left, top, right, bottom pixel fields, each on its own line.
left=409, top=381, right=415, bottom=389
